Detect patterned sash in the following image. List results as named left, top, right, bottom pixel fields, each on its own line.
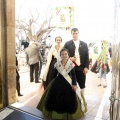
left=55, top=59, right=85, bottom=111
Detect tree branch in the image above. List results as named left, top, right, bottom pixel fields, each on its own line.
left=16, top=19, right=29, bottom=26
left=34, top=9, right=40, bottom=22
left=37, top=26, right=55, bottom=40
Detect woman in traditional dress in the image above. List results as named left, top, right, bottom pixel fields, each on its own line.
left=37, top=48, right=87, bottom=120
left=41, top=36, right=63, bottom=89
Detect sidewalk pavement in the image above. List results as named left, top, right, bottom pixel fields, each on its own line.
left=12, top=65, right=111, bottom=120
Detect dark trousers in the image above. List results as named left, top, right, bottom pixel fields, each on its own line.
left=75, top=65, right=86, bottom=89
left=38, top=61, right=42, bottom=78
left=30, top=62, right=39, bottom=82
left=16, top=69, right=21, bottom=95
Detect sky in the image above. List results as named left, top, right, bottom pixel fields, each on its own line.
left=16, top=0, right=115, bottom=43
left=74, top=0, right=114, bottom=42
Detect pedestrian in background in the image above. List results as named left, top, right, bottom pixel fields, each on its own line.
left=16, top=56, right=23, bottom=96
left=98, top=62, right=107, bottom=88
left=98, top=54, right=110, bottom=88
left=25, top=41, right=41, bottom=83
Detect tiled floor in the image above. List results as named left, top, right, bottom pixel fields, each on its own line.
left=12, top=65, right=111, bottom=120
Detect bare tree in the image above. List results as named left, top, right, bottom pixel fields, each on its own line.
left=16, top=7, right=56, bottom=42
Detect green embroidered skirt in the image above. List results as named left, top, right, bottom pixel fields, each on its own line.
left=37, top=75, right=87, bottom=120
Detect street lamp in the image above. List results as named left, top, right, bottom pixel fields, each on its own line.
left=48, top=35, right=51, bottom=49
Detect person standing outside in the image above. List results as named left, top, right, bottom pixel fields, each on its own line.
left=64, top=28, right=89, bottom=95
left=16, top=55, right=23, bottom=96
left=25, top=41, right=41, bottom=83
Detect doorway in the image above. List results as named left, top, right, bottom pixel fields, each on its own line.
left=1, top=0, right=119, bottom=120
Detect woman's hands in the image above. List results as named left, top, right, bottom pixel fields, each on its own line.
left=41, top=79, right=46, bottom=89
left=70, top=57, right=76, bottom=62
left=83, top=68, right=88, bottom=75
left=72, top=85, right=77, bottom=91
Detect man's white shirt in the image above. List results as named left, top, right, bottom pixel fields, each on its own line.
left=73, top=40, right=81, bottom=66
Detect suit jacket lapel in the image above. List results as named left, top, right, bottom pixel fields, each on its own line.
left=79, top=40, right=82, bottom=53
left=71, top=40, right=75, bottom=48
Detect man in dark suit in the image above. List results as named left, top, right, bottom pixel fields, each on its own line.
left=64, top=28, right=89, bottom=94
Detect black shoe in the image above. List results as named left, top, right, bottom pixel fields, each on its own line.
left=103, top=85, right=107, bottom=88
left=98, top=84, right=101, bottom=87
left=18, top=93, right=23, bottom=96
left=35, top=81, right=40, bottom=83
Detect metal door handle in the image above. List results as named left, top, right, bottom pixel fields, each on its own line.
left=109, top=89, right=120, bottom=120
